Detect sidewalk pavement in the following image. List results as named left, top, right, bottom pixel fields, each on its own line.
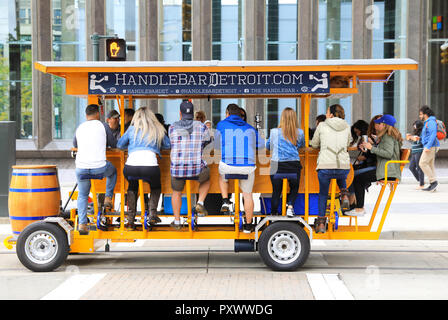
left=1, top=158, right=447, bottom=241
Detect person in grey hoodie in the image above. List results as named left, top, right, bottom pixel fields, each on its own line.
left=310, top=104, right=351, bottom=234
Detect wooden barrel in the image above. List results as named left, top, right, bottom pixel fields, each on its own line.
left=8, top=165, right=61, bottom=235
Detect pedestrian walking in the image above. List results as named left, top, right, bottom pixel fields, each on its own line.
left=406, top=120, right=425, bottom=189
left=418, top=106, right=440, bottom=192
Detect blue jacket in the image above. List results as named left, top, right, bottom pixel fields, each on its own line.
left=421, top=116, right=440, bottom=150
left=214, top=115, right=265, bottom=166
left=266, top=128, right=305, bottom=162
left=117, top=125, right=171, bottom=155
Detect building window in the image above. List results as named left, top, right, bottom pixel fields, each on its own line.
left=211, top=0, right=244, bottom=127
left=265, top=0, right=298, bottom=132
left=159, top=0, right=192, bottom=125
left=371, top=0, right=407, bottom=133
left=105, top=0, right=140, bottom=119
left=318, top=0, right=353, bottom=124
left=106, top=0, right=139, bottom=62
left=427, top=0, right=448, bottom=124
left=0, top=0, right=33, bottom=139
left=52, top=0, right=87, bottom=140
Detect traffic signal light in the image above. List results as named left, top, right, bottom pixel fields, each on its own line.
left=441, top=47, right=448, bottom=64
left=106, top=38, right=126, bottom=61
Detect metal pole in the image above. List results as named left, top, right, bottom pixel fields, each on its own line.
left=90, top=32, right=100, bottom=61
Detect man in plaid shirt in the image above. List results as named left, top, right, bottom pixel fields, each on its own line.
left=168, top=101, right=212, bottom=229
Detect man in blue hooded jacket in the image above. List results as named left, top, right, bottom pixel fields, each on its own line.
left=419, top=105, right=440, bottom=192
left=214, top=103, right=264, bottom=233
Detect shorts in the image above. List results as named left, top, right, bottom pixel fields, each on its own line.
left=218, top=161, right=256, bottom=194
left=171, top=166, right=210, bottom=192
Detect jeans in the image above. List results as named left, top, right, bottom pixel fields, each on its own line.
left=317, top=169, right=350, bottom=217
left=75, top=161, right=117, bottom=225
left=409, top=152, right=424, bottom=186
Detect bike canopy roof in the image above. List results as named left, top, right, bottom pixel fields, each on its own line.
left=35, top=58, right=418, bottom=100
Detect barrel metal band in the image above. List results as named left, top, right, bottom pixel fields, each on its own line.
left=9, top=187, right=60, bottom=192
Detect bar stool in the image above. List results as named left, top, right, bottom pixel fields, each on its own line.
left=272, top=173, right=299, bottom=217
left=78, top=173, right=106, bottom=231
left=176, top=176, right=199, bottom=231
left=127, top=176, right=148, bottom=231
left=326, top=179, right=356, bottom=232
left=224, top=174, right=248, bottom=232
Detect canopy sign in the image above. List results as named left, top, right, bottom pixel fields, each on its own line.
left=88, top=71, right=330, bottom=96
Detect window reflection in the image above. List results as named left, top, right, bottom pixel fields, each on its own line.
left=428, top=0, right=448, bottom=123
left=318, top=0, right=352, bottom=125
left=265, top=0, right=298, bottom=132
left=160, top=0, right=192, bottom=125
left=52, top=0, right=86, bottom=139
left=105, top=0, right=140, bottom=121
left=211, top=0, right=244, bottom=127
left=0, top=0, right=33, bottom=139
left=372, top=0, right=407, bottom=132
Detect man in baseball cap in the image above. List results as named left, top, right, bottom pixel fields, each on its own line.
left=106, top=109, right=121, bottom=141
left=168, top=100, right=212, bottom=230
left=180, top=100, right=194, bottom=120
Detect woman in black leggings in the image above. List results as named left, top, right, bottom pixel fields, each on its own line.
left=117, top=107, right=170, bottom=229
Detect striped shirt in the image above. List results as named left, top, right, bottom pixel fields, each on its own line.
left=168, top=120, right=211, bottom=178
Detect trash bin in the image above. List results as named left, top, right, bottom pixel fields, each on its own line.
left=0, top=121, right=16, bottom=217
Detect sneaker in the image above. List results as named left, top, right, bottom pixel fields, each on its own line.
left=416, top=185, right=425, bottom=190
left=423, top=181, right=438, bottom=192
left=286, top=205, right=295, bottom=217
left=170, top=220, right=183, bottom=230
left=344, top=208, right=366, bottom=217
left=220, top=199, right=232, bottom=214
left=104, top=196, right=113, bottom=210
left=78, top=224, right=89, bottom=235
left=314, top=217, right=327, bottom=234
left=148, top=213, right=161, bottom=226
left=242, top=223, right=255, bottom=234
left=195, top=203, right=208, bottom=217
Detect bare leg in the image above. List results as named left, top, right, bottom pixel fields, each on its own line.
left=198, top=179, right=210, bottom=203
left=218, top=175, right=229, bottom=199
left=242, top=192, right=254, bottom=223
left=171, top=190, right=182, bottom=221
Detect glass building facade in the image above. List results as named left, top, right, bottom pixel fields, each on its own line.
left=0, top=0, right=443, bottom=150
left=428, top=0, right=448, bottom=124
left=0, top=0, right=33, bottom=139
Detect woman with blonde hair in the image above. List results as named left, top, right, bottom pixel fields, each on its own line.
left=117, top=107, right=171, bottom=230
left=266, top=107, right=305, bottom=216
left=310, top=104, right=351, bottom=233
left=346, top=114, right=403, bottom=216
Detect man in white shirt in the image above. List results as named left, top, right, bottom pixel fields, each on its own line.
left=73, top=104, right=117, bottom=234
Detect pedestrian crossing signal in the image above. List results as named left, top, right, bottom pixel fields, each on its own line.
left=106, top=38, right=126, bottom=61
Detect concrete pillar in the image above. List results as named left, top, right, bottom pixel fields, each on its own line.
left=244, top=0, right=265, bottom=128
left=31, top=0, right=52, bottom=149
left=297, top=0, right=319, bottom=124
left=192, top=0, right=212, bottom=120
left=407, top=0, right=427, bottom=132
left=86, top=0, right=106, bottom=61
left=352, top=0, right=373, bottom=123
left=139, top=0, right=159, bottom=112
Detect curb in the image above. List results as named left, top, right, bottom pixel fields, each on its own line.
left=379, top=231, right=448, bottom=240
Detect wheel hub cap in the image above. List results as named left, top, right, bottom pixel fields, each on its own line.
left=25, top=231, right=58, bottom=265
left=268, top=231, right=301, bottom=264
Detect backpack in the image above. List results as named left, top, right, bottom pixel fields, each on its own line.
left=425, top=119, right=446, bottom=141
left=436, top=120, right=446, bottom=141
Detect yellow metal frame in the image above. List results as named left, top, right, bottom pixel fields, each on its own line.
left=5, top=59, right=416, bottom=253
